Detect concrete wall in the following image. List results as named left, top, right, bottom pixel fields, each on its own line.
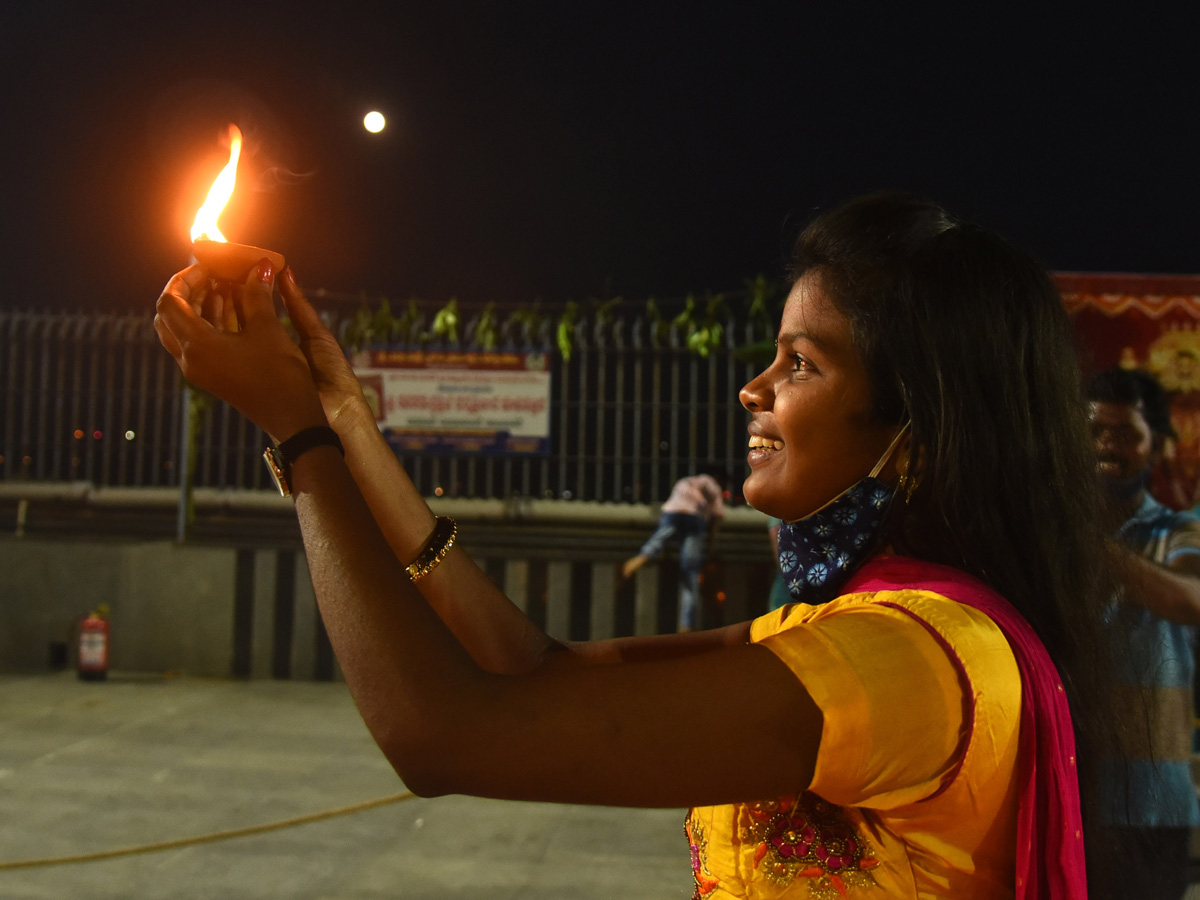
left=1, top=538, right=123, bottom=670
left=0, top=538, right=329, bottom=679
left=116, top=542, right=236, bottom=675
left=0, top=506, right=776, bottom=679
left=1, top=538, right=230, bottom=675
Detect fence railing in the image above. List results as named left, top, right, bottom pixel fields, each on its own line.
left=0, top=308, right=774, bottom=503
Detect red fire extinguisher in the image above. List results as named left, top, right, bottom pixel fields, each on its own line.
left=77, top=603, right=110, bottom=681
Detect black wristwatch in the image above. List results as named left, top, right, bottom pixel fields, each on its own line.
left=263, top=425, right=344, bottom=497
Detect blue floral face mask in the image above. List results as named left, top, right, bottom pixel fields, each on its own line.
left=776, top=424, right=909, bottom=605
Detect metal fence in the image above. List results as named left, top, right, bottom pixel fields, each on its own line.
left=0, top=308, right=774, bottom=503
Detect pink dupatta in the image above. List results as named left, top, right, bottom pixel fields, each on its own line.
left=842, top=556, right=1087, bottom=900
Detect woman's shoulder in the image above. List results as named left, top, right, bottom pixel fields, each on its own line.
left=750, top=569, right=1023, bottom=728
left=745, top=563, right=1022, bottom=816
left=750, top=583, right=1009, bottom=651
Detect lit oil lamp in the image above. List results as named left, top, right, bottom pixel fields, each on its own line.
left=190, top=124, right=285, bottom=281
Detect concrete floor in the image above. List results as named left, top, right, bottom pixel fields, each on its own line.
left=0, top=672, right=692, bottom=899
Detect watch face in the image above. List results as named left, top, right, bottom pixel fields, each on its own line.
left=263, top=447, right=292, bottom=497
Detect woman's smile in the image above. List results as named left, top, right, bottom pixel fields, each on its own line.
left=747, top=434, right=785, bottom=465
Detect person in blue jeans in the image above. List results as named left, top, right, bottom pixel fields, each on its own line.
left=622, top=469, right=726, bottom=631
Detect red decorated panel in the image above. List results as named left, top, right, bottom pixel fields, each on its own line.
left=1059, top=272, right=1200, bottom=510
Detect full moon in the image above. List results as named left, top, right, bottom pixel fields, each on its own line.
left=363, top=111, right=386, bottom=133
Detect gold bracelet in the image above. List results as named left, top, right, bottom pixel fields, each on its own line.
left=405, top=516, right=458, bottom=582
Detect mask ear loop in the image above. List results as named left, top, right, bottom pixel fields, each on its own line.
left=796, top=421, right=912, bottom=521
left=868, top=421, right=911, bottom=479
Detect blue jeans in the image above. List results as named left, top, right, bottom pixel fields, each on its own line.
left=639, top=513, right=707, bottom=631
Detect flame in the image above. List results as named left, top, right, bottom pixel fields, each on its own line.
left=190, top=125, right=243, bottom=243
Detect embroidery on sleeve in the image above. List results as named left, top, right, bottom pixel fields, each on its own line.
left=742, top=792, right=879, bottom=898
left=685, top=811, right=722, bottom=898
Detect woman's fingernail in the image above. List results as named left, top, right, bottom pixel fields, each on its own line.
left=284, top=266, right=297, bottom=285
left=258, top=259, right=274, bottom=285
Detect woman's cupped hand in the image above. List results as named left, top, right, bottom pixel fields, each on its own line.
left=154, top=259, right=328, bottom=443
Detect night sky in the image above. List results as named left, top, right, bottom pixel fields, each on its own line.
left=3, top=2, right=1199, bottom=313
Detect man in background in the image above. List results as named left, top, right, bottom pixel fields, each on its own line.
left=1088, top=367, right=1200, bottom=900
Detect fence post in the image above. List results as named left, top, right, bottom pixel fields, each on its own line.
left=176, top=382, right=191, bottom=541
left=633, top=567, right=659, bottom=636
left=545, top=560, right=572, bottom=639
left=504, top=558, right=530, bottom=615
left=589, top=562, right=618, bottom=640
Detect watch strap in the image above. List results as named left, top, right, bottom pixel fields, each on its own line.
left=263, top=425, right=344, bottom=497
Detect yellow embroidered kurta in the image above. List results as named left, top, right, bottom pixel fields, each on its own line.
left=688, top=588, right=1022, bottom=899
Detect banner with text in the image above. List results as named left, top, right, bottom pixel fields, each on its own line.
left=351, top=350, right=551, bottom=455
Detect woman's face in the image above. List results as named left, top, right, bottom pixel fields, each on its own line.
left=739, top=274, right=901, bottom=521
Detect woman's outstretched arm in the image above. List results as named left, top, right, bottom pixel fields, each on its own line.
left=278, top=269, right=750, bottom=672
left=280, top=270, right=556, bottom=673
left=154, top=262, right=822, bottom=808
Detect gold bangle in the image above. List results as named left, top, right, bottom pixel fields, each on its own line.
left=405, top=516, right=458, bottom=582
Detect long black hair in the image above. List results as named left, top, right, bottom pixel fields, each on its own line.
left=791, top=192, right=1120, bottom=873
